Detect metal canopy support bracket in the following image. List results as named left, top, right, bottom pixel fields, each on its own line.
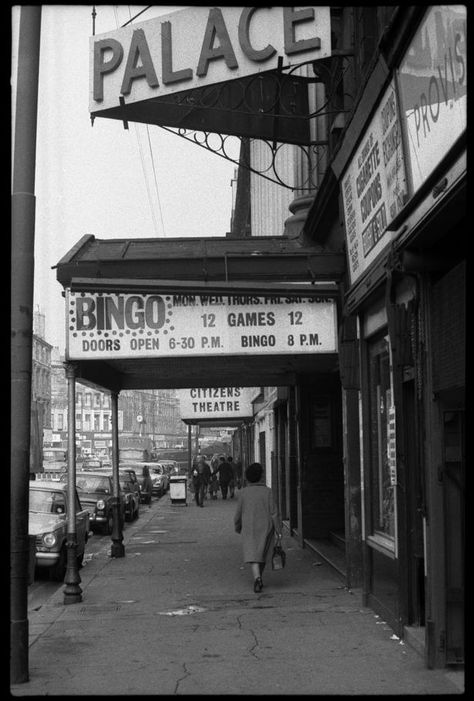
left=119, top=95, right=129, bottom=130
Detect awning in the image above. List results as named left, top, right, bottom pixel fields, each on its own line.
left=55, top=234, right=344, bottom=391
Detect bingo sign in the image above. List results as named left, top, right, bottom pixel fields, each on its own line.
left=66, top=290, right=337, bottom=360
left=341, top=79, right=408, bottom=285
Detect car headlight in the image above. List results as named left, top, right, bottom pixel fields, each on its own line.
left=96, top=499, right=106, bottom=510
left=42, top=532, right=58, bottom=548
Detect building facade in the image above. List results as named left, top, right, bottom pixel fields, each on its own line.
left=30, top=308, right=53, bottom=471
left=230, top=5, right=465, bottom=669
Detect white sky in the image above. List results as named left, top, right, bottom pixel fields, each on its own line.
left=12, top=5, right=239, bottom=351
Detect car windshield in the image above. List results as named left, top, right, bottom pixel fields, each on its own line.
left=152, top=467, right=164, bottom=475
left=30, top=489, right=66, bottom=514
left=76, top=476, right=110, bottom=493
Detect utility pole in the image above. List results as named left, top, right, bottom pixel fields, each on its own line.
left=11, top=5, right=42, bottom=684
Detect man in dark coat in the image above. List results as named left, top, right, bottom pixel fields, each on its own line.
left=192, top=456, right=211, bottom=507
left=215, top=455, right=234, bottom=499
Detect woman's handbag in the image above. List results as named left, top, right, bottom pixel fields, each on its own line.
left=271, top=539, right=286, bottom=570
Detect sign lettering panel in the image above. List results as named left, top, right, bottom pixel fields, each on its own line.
left=90, top=6, right=331, bottom=113
left=397, top=5, right=466, bottom=194
left=341, top=79, right=408, bottom=285
left=177, top=387, right=257, bottom=420
left=66, top=291, right=337, bottom=360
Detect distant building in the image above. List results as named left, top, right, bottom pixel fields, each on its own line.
left=48, top=350, right=185, bottom=458
left=30, top=308, right=52, bottom=472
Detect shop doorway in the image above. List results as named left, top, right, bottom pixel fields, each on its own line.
left=298, top=375, right=344, bottom=542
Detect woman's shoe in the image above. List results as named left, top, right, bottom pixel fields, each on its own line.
left=253, top=577, right=263, bottom=593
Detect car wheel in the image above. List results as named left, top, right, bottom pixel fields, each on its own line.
left=50, top=545, right=67, bottom=581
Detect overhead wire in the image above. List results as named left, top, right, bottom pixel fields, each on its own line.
left=109, top=5, right=166, bottom=237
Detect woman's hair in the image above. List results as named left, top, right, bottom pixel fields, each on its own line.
left=245, top=462, right=263, bottom=483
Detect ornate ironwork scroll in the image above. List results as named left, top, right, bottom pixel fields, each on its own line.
left=152, top=55, right=354, bottom=191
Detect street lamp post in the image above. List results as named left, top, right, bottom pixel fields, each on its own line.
left=63, top=362, right=82, bottom=604
left=110, top=390, right=125, bottom=557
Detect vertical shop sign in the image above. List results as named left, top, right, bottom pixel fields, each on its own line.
left=341, top=79, right=408, bottom=285
left=397, top=5, right=466, bottom=194
left=387, top=403, right=397, bottom=486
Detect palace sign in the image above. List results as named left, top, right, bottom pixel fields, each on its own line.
left=90, top=6, right=331, bottom=114
left=66, top=290, right=337, bottom=360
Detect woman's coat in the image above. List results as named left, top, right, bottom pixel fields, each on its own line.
left=234, top=483, right=282, bottom=563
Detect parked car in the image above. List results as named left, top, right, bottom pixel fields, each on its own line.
left=29, top=480, right=90, bottom=581
left=75, top=471, right=125, bottom=534
left=149, top=463, right=170, bottom=497
left=158, top=460, right=179, bottom=476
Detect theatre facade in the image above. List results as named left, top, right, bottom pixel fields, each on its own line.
left=55, top=5, right=464, bottom=668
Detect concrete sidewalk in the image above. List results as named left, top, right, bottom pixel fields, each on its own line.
left=11, top=491, right=464, bottom=696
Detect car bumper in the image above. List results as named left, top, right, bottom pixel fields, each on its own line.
left=88, top=513, right=108, bottom=526
left=35, top=551, right=60, bottom=568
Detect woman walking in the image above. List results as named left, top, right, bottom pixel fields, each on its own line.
left=234, top=462, right=282, bottom=593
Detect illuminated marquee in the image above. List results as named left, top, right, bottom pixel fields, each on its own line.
left=66, top=291, right=338, bottom=360
left=90, top=6, right=331, bottom=113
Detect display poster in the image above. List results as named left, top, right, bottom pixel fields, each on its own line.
left=341, top=79, right=408, bottom=285
left=66, top=291, right=338, bottom=360
left=397, top=5, right=466, bottom=194
left=177, top=387, right=257, bottom=421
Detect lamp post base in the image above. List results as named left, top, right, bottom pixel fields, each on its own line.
left=63, top=585, right=83, bottom=605
left=110, top=541, right=125, bottom=558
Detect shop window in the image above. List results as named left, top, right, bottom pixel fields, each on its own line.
left=368, top=335, right=396, bottom=543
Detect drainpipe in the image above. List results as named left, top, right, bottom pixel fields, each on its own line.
left=187, top=424, right=192, bottom=475
left=11, top=5, right=42, bottom=683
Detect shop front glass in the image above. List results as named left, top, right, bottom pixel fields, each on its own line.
left=368, top=334, right=396, bottom=544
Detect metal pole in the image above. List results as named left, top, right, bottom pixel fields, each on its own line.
left=110, top=391, right=125, bottom=557
left=187, top=424, right=192, bottom=475
left=63, top=362, right=82, bottom=604
left=11, top=5, right=42, bottom=684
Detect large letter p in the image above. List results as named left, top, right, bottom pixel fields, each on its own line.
left=93, top=38, right=124, bottom=102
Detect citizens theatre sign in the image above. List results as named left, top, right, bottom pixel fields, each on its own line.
left=90, top=6, right=331, bottom=141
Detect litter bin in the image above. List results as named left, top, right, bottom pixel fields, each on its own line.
left=169, top=475, right=187, bottom=505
